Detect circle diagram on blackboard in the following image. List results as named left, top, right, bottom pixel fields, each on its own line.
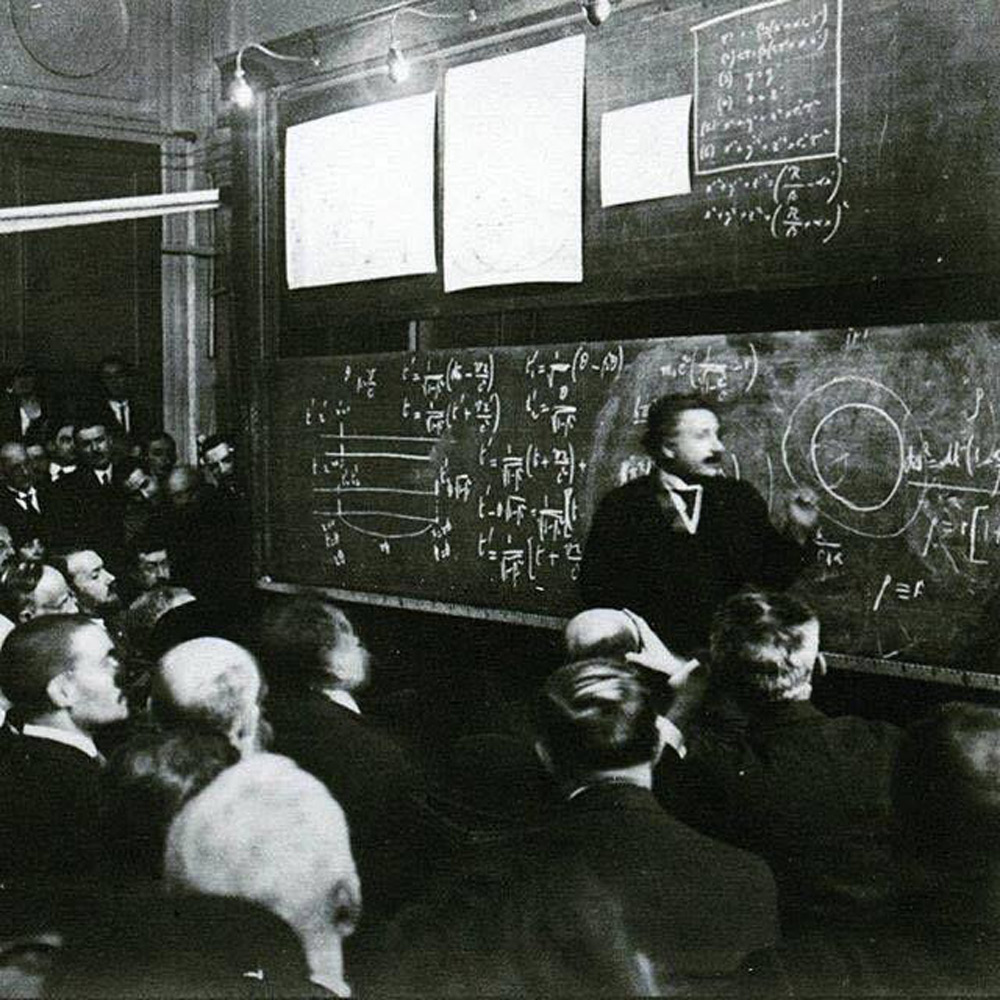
left=782, top=376, right=924, bottom=539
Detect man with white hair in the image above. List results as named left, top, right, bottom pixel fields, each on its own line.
left=150, top=637, right=268, bottom=758
left=165, top=753, right=361, bottom=997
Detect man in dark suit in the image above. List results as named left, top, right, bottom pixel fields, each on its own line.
left=0, top=615, right=128, bottom=932
left=257, top=596, right=426, bottom=929
left=0, top=441, right=57, bottom=554
left=580, top=394, right=818, bottom=654
left=50, top=416, right=129, bottom=572
left=657, top=589, right=902, bottom=932
left=96, top=355, right=151, bottom=459
left=534, top=656, right=779, bottom=985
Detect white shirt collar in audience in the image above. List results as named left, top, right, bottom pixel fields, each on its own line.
left=323, top=689, right=361, bottom=715
left=21, top=723, right=100, bottom=760
left=50, top=461, right=75, bottom=481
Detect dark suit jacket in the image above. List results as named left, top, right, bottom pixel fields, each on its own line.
left=0, top=724, right=104, bottom=935
left=579, top=474, right=808, bottom=654
left=50, top=466, right=128, bottom=568
left=541, top=782, right=778, bottom=980
left=266, top=689, right=428, bottom=924
left=0, top=481, right=58, bottom=547
left=657, top=698, right=902, bottom=929
left=98, top=396, right=154, bottom=447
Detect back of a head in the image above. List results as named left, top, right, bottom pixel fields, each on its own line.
left=564, top=608, right=640, bottom=661
left=123, top=585, right=195, bottom=655
left=537, top=657, right=658, bottom=780
left=102, top=729, right=239, bottom=879
left=0, top=559, right=43, bottom=622
left=893, top=702, right=1000, bottom=865
left=151, top=638, right=261, bottom=753
left=710, top=588, right=818, bottom=704
left=256, top=595, right=354, bottom=692
left=164, top=753, right=358, bottom=935
left=0, top=614, right=90, bottom=718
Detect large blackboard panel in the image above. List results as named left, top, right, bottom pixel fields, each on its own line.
left=263, top=321, right=1000, bottom=670
left=272, top=0, right=1000, bottom=329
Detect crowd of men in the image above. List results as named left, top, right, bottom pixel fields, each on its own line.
left=0, top=376, right=996, bottom=996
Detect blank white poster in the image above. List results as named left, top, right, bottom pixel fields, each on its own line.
left=601, top=94, right=693, bottom=208
left=443, top=35, right=586, bottom=292
left=285, top=91, right=437, bottom=289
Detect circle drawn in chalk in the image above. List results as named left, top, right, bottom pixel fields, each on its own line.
left=782, top=376, right=924, bottom=540
left=810, top=403, right=904, bottom=513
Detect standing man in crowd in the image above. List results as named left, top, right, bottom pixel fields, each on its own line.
left=580, top=394, right=819, bottom=654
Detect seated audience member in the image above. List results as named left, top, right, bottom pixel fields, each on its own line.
left=200, top=432, right=240, bottom=496
left=659, top=589, right=902, bottom=932
left=257, top=596, right=426, bottom=925
left=0, top=561, right=78, bottom=623
left=0, top=365, right=49, bottom=443
left=534, top=657, right=778, bottom=983
left=165, top=753, right=361, bottom=998
left=379, top=851, right=664, bottom=996
left=150, top=637, right=269, bottom=758
left=100, top=729, right=239, bottom=882
left=121, top=584, right=194, bottom=660
left=0, top=616, right=127, bottom=928
left=144, top=430, right=177, bottom=488
left=119, top=458, right=165, bottom=547
left=50, top=413, right=128, bottom=571
left=0, top=440, right=55, bottom=554
left=51, top=546, right=121, bottom=627
left=564, top=606, right=642, bottom=659
left=45, top=418, right=76, bottom=483
left=96, top=354, right=149, bottom=460
left=119, top=527, right=172, bottom=607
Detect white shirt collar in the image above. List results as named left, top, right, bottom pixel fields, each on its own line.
left=21, top=723, right=100, bottom=760
left=323, top=689, right=361, bottom=715
left=657, top=469, right=695, bottom=492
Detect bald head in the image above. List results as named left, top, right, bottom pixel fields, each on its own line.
left=165, top=753, right=360, bottom=989
left=564, top=609, right=640, bottom=661
left=151, top=638, right=264, bottom=756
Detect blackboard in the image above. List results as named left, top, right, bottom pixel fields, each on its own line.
left=269, top=0, right=1000, bottom=330
left=262, top=321, right=1000, bottom=673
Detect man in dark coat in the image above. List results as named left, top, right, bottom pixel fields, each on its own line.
left=580, top=394, right=817, bottom=654
left=0, top=616, right=128, bottom=934
left=50, top=416, right=129, bottom=572
left=0, top=440, right=58, bottom=554
left=533, top=656, right=779, bottom=985
left=657, top=589, right=902, bottom=933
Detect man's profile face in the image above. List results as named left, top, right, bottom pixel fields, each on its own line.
left=124, top=468, right=160, bottom=505
left=661, top=408, right=725, bottom=478
left=76, top=425, right=111, bottom=470
left=66, top=550, right=118, bottom=616
left=788, top=618, right=821, bottom=676
left=30, top=566, right=79, bottom=618
left=65, top=624, right=127, bottom=728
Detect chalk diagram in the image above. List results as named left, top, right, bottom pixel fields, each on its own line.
left=782, top=376, right=925, bottom=539
left=312, top=423, right=443, bottom=541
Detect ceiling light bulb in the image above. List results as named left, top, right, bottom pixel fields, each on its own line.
left=231, top=68, right=254, bottom=109
left=582, top=0, right=613, bottom=26
left=386, top=42, right=410, bottom=83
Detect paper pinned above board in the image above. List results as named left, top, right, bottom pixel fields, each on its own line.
left=285, top=91, right=438, bottom=290
left=600, top=94, right=693, bottom=208
left=443, top=35, right=586, bottom=293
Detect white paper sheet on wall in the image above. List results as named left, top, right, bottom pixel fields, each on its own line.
left=284, top=91, right=437, bottom=290
left=600, top=94, right=693, bottom=208
left=443, top=35, right=586, bottom=293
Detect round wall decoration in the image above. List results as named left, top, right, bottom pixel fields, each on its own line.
left=10, top=0, right=130, bottom=78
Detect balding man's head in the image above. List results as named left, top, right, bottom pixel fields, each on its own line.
left=564, top=609, right=640, bottom=661
left=165, top=753, right=360, bottom=994
left=151, top=638, right=266, bottom=757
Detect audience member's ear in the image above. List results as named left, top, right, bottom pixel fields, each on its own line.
left=328, top=876, right=362, bottom=939
left=815, top=651, right=828, bottom=677
left=46, top=671, right=74, bottom=710
left=18, top=607, right=34, bottom=624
